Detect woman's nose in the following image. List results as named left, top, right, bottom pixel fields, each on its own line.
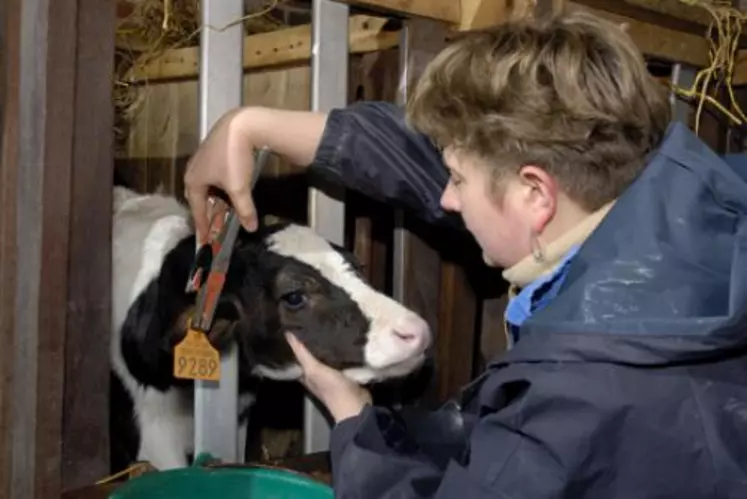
left=440, top=184, right=460, bottom=212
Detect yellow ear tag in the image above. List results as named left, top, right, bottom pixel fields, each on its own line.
left=174, top=322, right=221, bottom=382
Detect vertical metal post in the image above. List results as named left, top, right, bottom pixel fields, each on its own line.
left=392, top=20, right=448, bottom=302
left=304, top=0, right=349, bottom=454
left=194, top=0, right=243, bottom=464
left=391, top=25, right=409, bottom=303
left=670, top=63, right=696, bottom=124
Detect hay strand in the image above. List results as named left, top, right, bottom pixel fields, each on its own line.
left=113, top=0, right=291, bottom=154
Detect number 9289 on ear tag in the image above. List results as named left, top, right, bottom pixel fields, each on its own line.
left=174, top=329, right=221, bottom=382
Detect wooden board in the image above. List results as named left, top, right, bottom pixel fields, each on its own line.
left=568, top=2, right=710, bottom=67
left=63, top=0, right=116, bottom=490
left=126, top=15, right=399, bottom=83
left=0, top=0, right=19, bottom=497
left=0, top=0, right=114, bottom=496
left=458, top=0, right=509, bottom=31
left=335, top=0, right=460, bottom=23
left=127, top=2, right=714, bottom=88
left=575, top=0, right=711, bottom=32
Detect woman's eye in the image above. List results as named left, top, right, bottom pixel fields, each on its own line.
left=281, top=291, right=307, bottom=310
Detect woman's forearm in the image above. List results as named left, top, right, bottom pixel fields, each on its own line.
left=229, top=101, right=461, bottom=229
left=235, top=106, right=329, bottom=167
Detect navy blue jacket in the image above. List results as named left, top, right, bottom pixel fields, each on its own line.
left=310, top=101, right=747, bottom=498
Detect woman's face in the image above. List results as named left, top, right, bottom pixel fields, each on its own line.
left=440, top=148, right=556, bottom=269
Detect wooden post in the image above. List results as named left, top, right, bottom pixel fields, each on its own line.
left=0, top=0, right=20, bottom=497
left=0, top=0, right=115, bottom=496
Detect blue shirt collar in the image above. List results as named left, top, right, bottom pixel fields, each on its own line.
left=504, top=245, right=580, bottom=345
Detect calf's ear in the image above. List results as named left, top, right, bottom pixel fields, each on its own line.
left=207, top=296, right=243, bottom=350
left=164, top=305, right=196, bottom=352
left=167, top=297, right=244, bottom=352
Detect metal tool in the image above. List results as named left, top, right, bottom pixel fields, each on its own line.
left=186, top=146, right=272, bottom=333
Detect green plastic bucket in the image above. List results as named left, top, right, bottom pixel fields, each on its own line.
left=109, top=454, right=334, bottom=499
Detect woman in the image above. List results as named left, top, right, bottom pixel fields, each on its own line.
left=183, top=10, right=747, bottom=499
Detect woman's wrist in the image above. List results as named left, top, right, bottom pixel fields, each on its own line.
left=327, top=387, right=372, bottom=423
left=329, top=398, right=368, bottom=424
left=234, top=106, right=329, bottom=168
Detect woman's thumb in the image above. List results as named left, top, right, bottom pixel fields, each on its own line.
left=286, top=333, right=317, bottom=368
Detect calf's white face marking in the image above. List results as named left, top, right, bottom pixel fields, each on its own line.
left=262, top=224, right=432, bottom=384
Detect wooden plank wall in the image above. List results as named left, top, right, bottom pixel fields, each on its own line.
left=0, top=0, right=115, bottom=497
left=117, top=64, right=312, bottom=211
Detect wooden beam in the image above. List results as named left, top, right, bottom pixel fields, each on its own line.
left=576, top=0, right=710, bottom=32
left=0, top=0, right=19, bottom=497
left=1, top=0, right=114, bottom=496
left=62, top=0, right=115, bottom=490
left=458, top=0, right=509, bottom=31
left=452, top=0, right=710, bottom=68
left=126, top=15, right=400, bottom=83
left=5, top=0, right=78, bottom=496
left=568, top=2, right=710, bottom=67
left=128, top=2, right=712, bottom=84
left=333, top=0, right=460, bottom=23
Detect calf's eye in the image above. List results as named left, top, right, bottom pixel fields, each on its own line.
left=280, top=291, right=307, bottom=311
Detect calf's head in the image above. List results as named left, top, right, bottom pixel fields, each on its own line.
left=191, top=223, right=432, bottom=385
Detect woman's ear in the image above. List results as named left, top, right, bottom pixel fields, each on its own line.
left=517, top=164, right=558, bottom=233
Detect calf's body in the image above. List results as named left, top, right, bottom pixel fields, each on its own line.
left=111, top=187, right=432, bottom=470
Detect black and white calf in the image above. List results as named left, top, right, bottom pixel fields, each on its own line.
left=111, top=186, right=432, bottom=470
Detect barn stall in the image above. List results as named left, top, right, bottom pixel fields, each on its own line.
left=1, top=0, right=747, bottom=498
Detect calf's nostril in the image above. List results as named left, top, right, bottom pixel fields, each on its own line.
left=393, top=329, right=418, bottom=342
left=390, top=315, right=430, bottom=347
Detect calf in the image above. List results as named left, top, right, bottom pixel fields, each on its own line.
left=111, top=186, right=432, bottom=470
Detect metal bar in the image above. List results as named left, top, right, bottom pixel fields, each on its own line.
left=194, top=0, right=244, bottom=464
left=392, top=19, right=447, bottom=300
left=391, top=18, right=448, bottom=408
left=303, top=0, right=349, bottom=454
left=391, top=26, right=410, bottom=303
left=670, top=62, right=695, bottom=125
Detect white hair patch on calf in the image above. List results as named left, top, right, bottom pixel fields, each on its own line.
left=111, top=187, right=193, bottom=395
left=265, top=224, right=432, bottom=384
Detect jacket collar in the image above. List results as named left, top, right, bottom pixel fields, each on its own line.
left=502, top=201, right=616, bottom=290
left=497, top=122, right=747, bottom=367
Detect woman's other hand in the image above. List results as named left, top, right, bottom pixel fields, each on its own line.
left=286, top=333, right=372, bottom=423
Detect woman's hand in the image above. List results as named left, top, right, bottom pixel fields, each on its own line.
left=183, top=106, right=329, bottom=243
left=286, top=333, right=372, bottom=423
left=184, top=108, right=261, bottom=243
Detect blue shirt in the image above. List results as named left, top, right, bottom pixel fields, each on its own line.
left=504, top=245, right=580, bottom=347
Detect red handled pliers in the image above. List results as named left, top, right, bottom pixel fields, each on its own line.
left=185, top=147, right=272, bottom=333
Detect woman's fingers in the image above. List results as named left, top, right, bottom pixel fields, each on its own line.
left=183, top=107, right=261, bottom=240
left=184, top=183, right=211, bottom=244
left=226, top=186, right=259, bottom=232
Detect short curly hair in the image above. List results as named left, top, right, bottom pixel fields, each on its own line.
left=406, top=9, right=671, bottom=211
